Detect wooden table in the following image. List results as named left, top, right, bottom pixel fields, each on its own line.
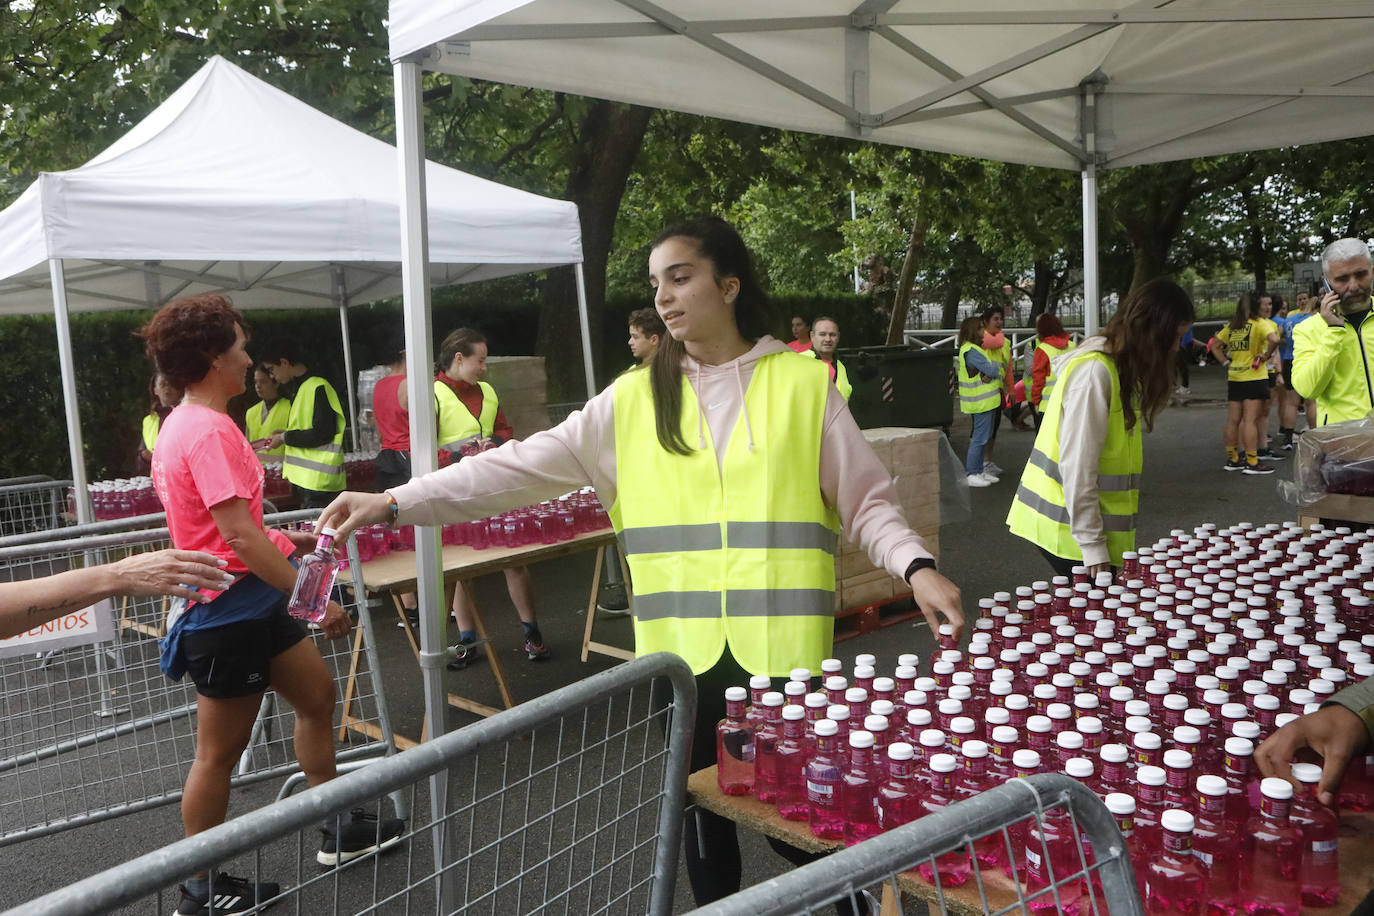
left=336, top=526, right=632, bottom=739
left=688, top=765, right=1374, bottom=916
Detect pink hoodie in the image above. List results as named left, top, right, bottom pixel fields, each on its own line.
left=390, top=335, right=933, bottom=581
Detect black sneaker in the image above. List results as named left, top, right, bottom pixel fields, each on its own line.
left=318, top=808, right=406, bottom=867
left=524, top=638, right=551, bottom=660
left=1243, top=463, right=1275, bottom=475
left=446, top=641, right=483, bottom=670
left=1258, top=449, right=1286, bottom=461
left=395, top=609, right=419, bottom=630
left=174, top=873, right=280, bottom=914
left=1223, top=459, right=1246, bottom=471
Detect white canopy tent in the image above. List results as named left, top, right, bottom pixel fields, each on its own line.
left=0, top=55, right=588, bottom=523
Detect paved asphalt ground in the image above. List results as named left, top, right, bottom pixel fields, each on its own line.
left=5, top=359, right=1301, bottom=914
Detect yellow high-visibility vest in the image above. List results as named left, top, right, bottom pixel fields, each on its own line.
left=141, top=414, right=160, bottom=453
left=245, top=398, right=292, bottom=459
left=956, top=343, right=1001, bottom=414
left=282, top=377, right=346, bottom=492
left=1034, top=339, right=1077, bottom=405
left=801, top=349, right=852, bottom=401
left=434, top=380, right=498, bottom=451
left=1006, top=351, right=1141, bottom=566
left=611, top=354, right=841, bottom=676
left=1292, top=305, right=1374, bottom=426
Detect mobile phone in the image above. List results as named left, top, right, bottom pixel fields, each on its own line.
left=1323, top=278, right=1333, bottom=295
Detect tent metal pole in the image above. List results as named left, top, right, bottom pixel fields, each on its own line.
left=1081, top=84, right=1100, bottom=337
left=574, top=263, right=597, bottom=400
left=333, top=268, right=361, bottom=452
left=49, top=258, right=92, bottom=525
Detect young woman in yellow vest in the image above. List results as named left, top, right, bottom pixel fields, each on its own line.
left=1208, top=292, right=1280, bottom=475
left=136, top=372, right=181, bottom=474
left=1029, top=312, right=1075, bottom=424
left=434, top=327, right=550, bottom=663
left=979, top=304, right=1013, bottom=475
left=316, top=216, right=964, bottom=908
left=245, top=366, right=291, bottom=463
left=955, top=315, right=1004, bottom=488
left=1007, top=278, right=1195, bottom=579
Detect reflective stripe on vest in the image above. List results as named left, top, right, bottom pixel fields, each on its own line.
left=1005, top=350, right=1141, bottom=565
left=435, top=380, right=498, bottom=451
left=956, top=343, right=1001, bottom=414
left=1036, top=339, right=1076, bottom=403
left=610, top=355, right=841, bottom=676
left=245, top=398, right=292, bottom=458
left=141, top=414, right=160, bottom=453
left=282, top=377, right=346, bottom=491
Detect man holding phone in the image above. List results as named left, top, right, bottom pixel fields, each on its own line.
left=1291, top=238, right=1374, bottom=427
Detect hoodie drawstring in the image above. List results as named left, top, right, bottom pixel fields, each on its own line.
left=694, top=361, right=706, bottom=450
left=734, top=360, right=755, bottom=452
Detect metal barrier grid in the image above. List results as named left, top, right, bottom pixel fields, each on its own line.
left=4, top=652, right=696, bottom=916
left=0, top=479, right=72, bottom=537
left=684, top=774, right=1145, bottom=916
left=0, top=511, right=398, bottom=847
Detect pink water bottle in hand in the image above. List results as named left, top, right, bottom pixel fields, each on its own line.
left=286, top=527, right=341, bottom=622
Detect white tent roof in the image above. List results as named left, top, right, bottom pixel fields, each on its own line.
left=0, top=55, right=583, bottom=314
left=388, top=1, right=1374, bottom=172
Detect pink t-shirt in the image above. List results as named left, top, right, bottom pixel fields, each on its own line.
left=152, top=404, right=294, bottom=594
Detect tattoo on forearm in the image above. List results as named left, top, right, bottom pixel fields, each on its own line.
left=25, top=597, right=84, bottom=617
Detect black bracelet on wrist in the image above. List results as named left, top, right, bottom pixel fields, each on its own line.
left=904, top=557, right=937, bottom=580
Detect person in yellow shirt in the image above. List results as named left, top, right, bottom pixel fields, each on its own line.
left=1209, top=292, right=1280, bottom=475
left=1254, top=294, right=1286, bottom=460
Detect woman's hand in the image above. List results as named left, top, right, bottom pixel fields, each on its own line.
left=1084, top=561, right=1112, bottom=581
left=112, top=550, right=234, bottom=601
left=317, top=600, right=352, bottom=640
left=315, top=491, right=394, bottom=541
left=908, top=568, right=965, bottom=642
left=282, top=529, right=320, bottom=556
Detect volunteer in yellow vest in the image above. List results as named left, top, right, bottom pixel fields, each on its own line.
left=260, top=343, right=346, bottom=508
left=245, top=366, right=292, bottom=463
left=1208, top=292, right=1280, bottom=475
left=433, top=327, right=550, bottom=664
left=802, top=316, right=853, bottom=401
left=136, top=372, right=181, bottom=474
left=1008, top=278, right=1195, bottom=579
left=979, top=304, right=1013, bottom=476
left=955, top=315, right=1004, bottom=488
left=316, top=216, right=964, bottom=908
left=1030, top=313, right=1076, bottom=415
left=1292, top=237, right=1374, bottom=428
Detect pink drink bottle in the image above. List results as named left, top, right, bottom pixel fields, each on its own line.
left=877, top=742, right=921, bottom=831
left=806, top=719, right=845, bottom=840
left=752, top=691, right=785, bottom=804
left=1144, top=810, right=1206, bottom=916
left=1134, top=765, right=1168, bottom=858
left=1220, top=737, right=1259, bottom=828
left=1023, top=793, right=1085, bottom=915
left=716, top=687, right=754, bottom=795
left=286, top=527, right=341, bottom=622
left=1003, top=750, right=1041, bottom=881
left=1161, top=750, right=1195, bottom=814
left=955, top=741, right=1004, bottom=869
left=1193, top=775, right=1240, bottom=916
left=774, top=706, right=811, bottom=821
left=916, top=754, right=972, bottom=887
left=1104, top=793, right=1146, bottom=903
left=1239, top=778, right=1304, bottom=916
left=1289, top=763, right=1340, bottom=907
left=841, top=731, right=882, bottom=846
left=1097, top=744, right=1132, bottom=798
left=746, top=674, right=771, bottom=730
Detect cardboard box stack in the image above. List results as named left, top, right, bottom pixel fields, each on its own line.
left=835, top=427, right=942, bottom=611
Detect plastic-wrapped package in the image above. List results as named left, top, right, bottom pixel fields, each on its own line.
left=1277, top=412, right=1374, bottom=506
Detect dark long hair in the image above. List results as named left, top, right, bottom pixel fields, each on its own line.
left=1101, top=278, right=1195, bottom=432
left=648, top=217, right=772, bottom=454
left=437, top=327, right=487, bottom=375
left=1228, top=291, right=1254, bottom=331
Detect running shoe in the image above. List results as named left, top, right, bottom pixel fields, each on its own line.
left=318, top=808, right=406, bottom=867
left=1243, top=463, right=1275, bottom=475
left=446, top=641, right=483, bottom=670
left=966, top=472, right=997, bottom=488
left=395, top=609, right=419, bottom=630
left=983, top=461, right=1005, bottom=476
left=1175, top=386, right=1192, bottom=396
left=1258, top=449, right=1286, bottom=461
left=1223, top=460, right=1246, bottom=472
left=174, top=873, right=280, bottom=915
left=524, top=639, right=552, bottom=660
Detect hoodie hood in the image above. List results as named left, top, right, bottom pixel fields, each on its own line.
left=678, top=334, right=791, bottom=456
left=1051, top=334, right=1107, bottom=375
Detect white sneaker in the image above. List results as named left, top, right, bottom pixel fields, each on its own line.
left=967, top=472, right=997, bottom=488
left=983, top=461, right=1004, bottom=476
left=1175, top=386, right=1192, bottom=395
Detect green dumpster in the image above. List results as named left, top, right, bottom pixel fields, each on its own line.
left=835, top=344, right=955, bottom=430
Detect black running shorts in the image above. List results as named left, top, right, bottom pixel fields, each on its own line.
left=181, top=608, right=308, bottom=699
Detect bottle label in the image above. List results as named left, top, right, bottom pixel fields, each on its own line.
left=1025, top=847, right=1042, bottom=870
left=1311, top=839, right=1339, bottom=865
left=807, top=781, right=834, bottom=800
left=1194, top=849, right=1213, bottom=867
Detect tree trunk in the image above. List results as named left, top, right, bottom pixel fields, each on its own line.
left=1239, top=185, right=1268, bottom=292
left=538, top=102, right=652, bottom=401
left=940, top=282, right=963, bottom=329
left=886, top=212, right=928, bottom=344
left=1027, top=259, right=1053, bottom=323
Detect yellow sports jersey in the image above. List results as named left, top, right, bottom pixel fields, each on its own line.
left=1217, top=321, right=1270, bottom=382
left=1257, top=318, right=1279, bottom=372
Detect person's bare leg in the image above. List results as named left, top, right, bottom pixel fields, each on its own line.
left=452, top=582, right=475, bottom=633
left=503, top=567, right=539, bottom=625
left=1223, top=401, right=1242, bottom=453
left=1257, top=395, right=1273, bottom=452
left=1241, top=399, right=1262, bottom=459
left=268, top=639, right=338, bottom=787
left=182, top=693, right=263, bottom=838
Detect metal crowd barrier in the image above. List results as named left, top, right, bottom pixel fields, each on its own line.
left=0, top=478, right=72, bottom=537
left=685, top=775, right=1144, bottom=916
left=0, top=510, right=399, bottom=847
left=4, top=652, right=695, bottom=916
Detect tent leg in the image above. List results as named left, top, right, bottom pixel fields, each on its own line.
left=1081, top=162, right=1099, bottom=337
left=50, top=259, right=93, bottom=525
left=394, top=54, right=459, bottom=913
left=574, top=263, right=597, bottom=400
left=334, top=270, right=360, bottom=452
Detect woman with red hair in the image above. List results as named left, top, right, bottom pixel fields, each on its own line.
left=1029, top=312, right=1075, bottom=418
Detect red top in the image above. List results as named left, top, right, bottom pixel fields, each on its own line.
left=434, top=374, right=515, bottom=441
left=1031, top=334, right=1071, bottom=406
left=787, top=339, right=811, bottom=353
left=373, top=374, right=410, bottom=451
left=152, top=405, right=293, bottom=598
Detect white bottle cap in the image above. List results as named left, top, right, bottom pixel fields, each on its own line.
left=1065, top=757, right=1094, bottom=778
left=789, top=668, right=812, bottom=682
left=1183, top=708, right=1210, bottom=728
left=825, top=676, right=847, bottom=691
left=1133, top=732, right=1162, bottom=751
left=961, top=740, right=989, bottom=758
left=845, top=687, right=868, bottom=703
left=805, top=692, right=828, bottom=709
left=1105, top=793, right=1136, bottom=815
left=985, top=707, right=1011, bottom=726
left=821, top=658, right=843, bottom=674
left=1034, top=683, right=1058, bottom=700
left=1124, top=715, right=1152, bottom=735
left=1260, top=777, right=1294, bottom=800
left=725, top=686, right=747, bottom=701
left=904, top=689, right=926, bottom=706
left=750, top=675, right=771, bottom=690
left=1173, top=726, right=1201, bottom=745
left=1161, top=810, right=1195, bottom=834
left=991, top=725, right=1019, bottom=744
left=1137, top=765, right=1166, bottom=786
left=1291, top=763, right=1322, bottom=785
left=871, top=700, right=895, bottom=718
left=1027, top=715, right=1052, bottom=734
left=898, top=653, right=919, bottom=668
left=1196, top=775, right=1228, bottom=797
left=855, top=653, right=876, bottom=667
left=1163, top=749, right=1194, bottom=770
left=907, top=708, right=932, bottom=727
left=1013, top=749, right=1042, bottom=769
left=854, top=664, right=876, bottom=680
left=888, top=742, right=914, bottom=761
left=1100, top=743, right=1129, bottom=763
left=782, top=705, right=806, bottom=721
left=864, top=714, right=890, bottom=732
left=783, top=682, right=807, bottom=698
left=930, top=753, right=958, bottom=773
left=1109, top=686, right=1134, bottom=703
left=1163, top=694, right=1188, bottom=711
left=873, top=677, right=896, bottom=693
left=1077, top=716, right=1104, bottom=735
left=762, top=691, right=784, bottom=707
left=1006, top=694, right=1030, bottom=711
left=949, top=685, right=973, bottom=702
left=1232, top=722, right=1261, bottom=741
left=1047, top=703, right=1072, bottom=720
left=938, top=698, right=964, bottom=715
left=849, top=730, right=874, bottom=749
left=919, top=728, right=946, bottom=748
left=951, top=716, right=976, bottom=734
left=1254, top=694, right=1280, bottom=712
left=1220, top=702, right=1249, bottom=720
left=827, top=705, right=850, bottom=721
left=1124, top=700, right=1151, bottom=718
left=320, top=526, right=339, bottom=537
left=1056, top=731, right=1085, bottom=750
